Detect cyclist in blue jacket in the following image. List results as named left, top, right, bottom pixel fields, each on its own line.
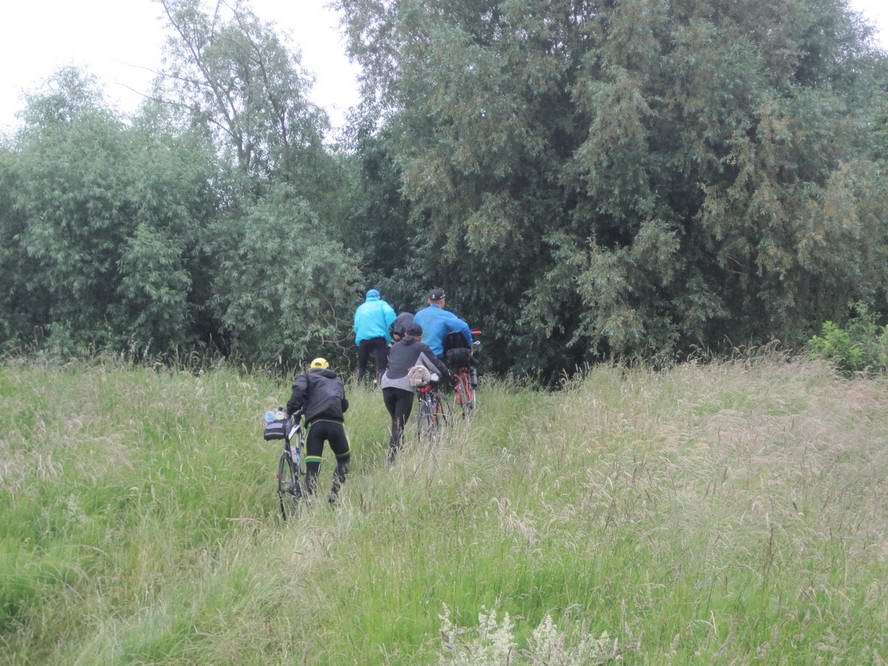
left=413, top=288, right=473, bottom=359
left=353, top=289, right=396, bottom=383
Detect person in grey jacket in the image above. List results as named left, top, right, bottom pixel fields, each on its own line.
left=380, top=324, right=450, bottom=462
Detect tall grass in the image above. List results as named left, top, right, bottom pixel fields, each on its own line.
left=1, top=355, right=885, bottom=663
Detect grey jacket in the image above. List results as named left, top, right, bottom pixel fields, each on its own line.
left=380, top=336, right=450, bottom=392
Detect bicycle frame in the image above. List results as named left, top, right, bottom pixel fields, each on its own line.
left=276, top=414, right=305, bottom=520
left=285, top=418, right=304, bottom=466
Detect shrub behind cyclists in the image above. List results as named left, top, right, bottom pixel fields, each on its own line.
left=286, top=357, right=351, bottom=503
left=353, top=288, right=396, bottom=383
left=380, top=324, right=450, bottom=462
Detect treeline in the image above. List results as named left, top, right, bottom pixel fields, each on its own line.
left=1, top=0, right=887, bottom=377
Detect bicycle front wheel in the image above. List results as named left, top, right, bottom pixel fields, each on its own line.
left=276, top=452, right=302, bottom=521
left=417, top=395, right=436, bottom=442
left=418, top=392, right=449, bottom=442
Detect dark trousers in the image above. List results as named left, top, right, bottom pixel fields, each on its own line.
left=382, top=387, right=414, bottom=462
left=357, top=337, right=389, bottom=383
left=304, top=419, right=351, bottom=498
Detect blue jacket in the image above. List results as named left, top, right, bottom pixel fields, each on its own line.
left=413, top=304, right=472, bottom=358
left=353, top=290, right=396, bottom=345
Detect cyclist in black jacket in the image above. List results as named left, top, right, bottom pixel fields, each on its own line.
left=380, top=324, right=450, bottom=462
left=286, top=357, right=350, bottom=503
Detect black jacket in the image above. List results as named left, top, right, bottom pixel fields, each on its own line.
left=287, top=369, right=349, bottom=423
left=380, top=335, right=450, bottom=392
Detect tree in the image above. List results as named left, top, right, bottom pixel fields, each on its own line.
left=338, top=0, right=888, bottom=375
left=156, top=0, right=327, bottom=180
left=9, top=70, right=134, bottom=345
left=0, top=47, right=361, bottom=365
left=207, top=184, right=361, bottom=366
left=0, top=68, right=221, bottom=354
left=338, top=119, right=419, bottom=310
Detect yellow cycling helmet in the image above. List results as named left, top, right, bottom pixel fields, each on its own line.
left=309, top=357, right=330, bottom=370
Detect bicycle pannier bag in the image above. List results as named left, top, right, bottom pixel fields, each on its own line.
left=407, top=364, right=432, bottom=387
left=443, top=331, right=469, bottom=352
left=445, top=347, right=472, bottom=369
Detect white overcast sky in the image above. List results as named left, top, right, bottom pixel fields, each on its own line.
left=0, top=0, right=886, bottom=135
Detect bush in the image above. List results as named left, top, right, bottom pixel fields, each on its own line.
left=809, top=303, right=888, bottom=374
left=208, top=185, right=361, bottom=368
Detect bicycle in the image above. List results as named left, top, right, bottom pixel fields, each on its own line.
left=447, top=330, right=481, bottom=418
left=265, top=409, right=305, bottom=521
left=416, top=376, right=451, bottom=443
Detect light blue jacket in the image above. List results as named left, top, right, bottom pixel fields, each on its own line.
left=413, top=304, right=472, bottom=358
left=353, top=290, right=396, bottom=345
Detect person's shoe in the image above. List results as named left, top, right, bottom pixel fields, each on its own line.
left=328, top=491, right=339, bottom=505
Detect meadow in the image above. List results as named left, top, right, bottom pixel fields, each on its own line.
left=1, top=355, right=885, bottom=664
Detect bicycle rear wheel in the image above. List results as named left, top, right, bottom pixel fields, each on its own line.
left=454, top=370, right=476, bottom=418
left=276, top=452, right=302, bottom=520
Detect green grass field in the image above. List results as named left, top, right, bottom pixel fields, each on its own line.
left=1, top=356, right=886, bottom=664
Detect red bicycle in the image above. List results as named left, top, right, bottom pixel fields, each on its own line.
left=448, top=329, right=481, bottom=418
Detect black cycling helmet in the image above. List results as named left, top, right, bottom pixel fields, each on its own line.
left=429, top=287, right=446, bottom=301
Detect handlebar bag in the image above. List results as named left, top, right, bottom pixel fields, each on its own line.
left=263, top=418, right=288, bottom=441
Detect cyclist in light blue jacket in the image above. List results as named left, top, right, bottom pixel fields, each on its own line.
left=413, top=288, right=473, bottom=359
left=353, top=289, right=396, bottom=383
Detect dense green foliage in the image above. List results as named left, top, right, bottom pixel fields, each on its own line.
left=1, top=358, right=885, bottom=661
left=0, top=3, right=359, bottom=368
left=337, top=0, right=888, bottom=373
left=808, top=301, right=888, bottom=373
left=0, top=0, right=886, bottom=376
